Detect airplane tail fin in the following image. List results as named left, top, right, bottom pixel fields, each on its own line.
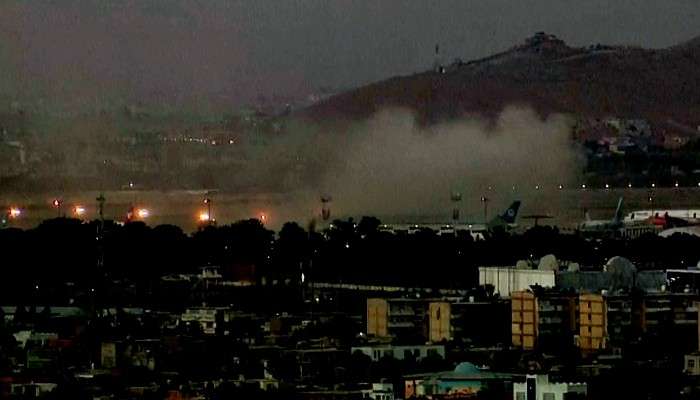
left=499, top=201, right=521, bottom=224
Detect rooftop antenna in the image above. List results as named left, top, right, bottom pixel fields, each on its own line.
left=481, top=196, right=490, bottom=223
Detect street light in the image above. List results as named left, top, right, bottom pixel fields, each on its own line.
left=203, top=198, right=213, bottom=224
left=480, top=196, right=490, bottom=223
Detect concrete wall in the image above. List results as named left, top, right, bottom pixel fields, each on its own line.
left=479, top=267, right=555, bottom=297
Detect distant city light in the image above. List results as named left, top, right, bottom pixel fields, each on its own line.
left=605, top=184, right=610, bottom=189
left=198, top=212, right=210, bottom=222
left=260, top=213, right=267, bottom=222
left=581, top=184, right=587, bottom=189
left=675, top=182, right=680, bottom=188
left=558, top=184, right=563, bottom=190
left=8, top=208, right=21, bottom=218
left=52, top=199, right=61, bottom=208
left=628, top=183, right=633, bottom=188
left=651, top=183, right=656, bottom=188
left=74, top=206, right=86, bottom=216
left=535, top=185, right=540, bottom=190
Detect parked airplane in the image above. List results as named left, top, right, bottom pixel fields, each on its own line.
left=378, top=201, right=521, bottom=239
left=578, top=197, right=624, bottom=233
left=625, top=208, right=700, bottom=228
left=579, top=197, right=659, bottom=238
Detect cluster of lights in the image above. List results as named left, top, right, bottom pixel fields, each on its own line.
left=3, top=202, right=160, bottom=223
left=8, top=207, right=21, bottom=218
left=498, top=182, right=700, bottom=191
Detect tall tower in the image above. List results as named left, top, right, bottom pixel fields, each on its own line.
left=433, top=43, right=445, bottom=73
left=450, top=192, right=462, bottom=222
left=321, top=195, right=332, bottom=221
left=96, top=193, right=106, bottom=270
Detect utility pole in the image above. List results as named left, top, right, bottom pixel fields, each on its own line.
left=96, top=193, right=106, bottom=270
left=481, top=196, right=490, bottom=223
left=204, top=197, right=212, bottom=224
left=451, top=192, right=462, bottom=222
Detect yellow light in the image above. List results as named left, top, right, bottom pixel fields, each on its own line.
left=74, top=206, right=86, bottom=216
left=136, top=208, right=149, bottom=218
left=9, top=208, right=21, bottom=218
left=198, top=212, right=210, bottom=222
left=260, top=213, right=267, bottom=222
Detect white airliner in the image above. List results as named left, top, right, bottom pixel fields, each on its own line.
left=377, top=201, right=521, bottom=239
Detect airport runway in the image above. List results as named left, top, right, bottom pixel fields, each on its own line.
left=2, top=187, right=700, bottom=232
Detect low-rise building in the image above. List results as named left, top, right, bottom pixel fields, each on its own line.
left=404, top=362, right=518, bottom=399
left=513, top=374, right=587, bottom=400
left=351, top=344, right=445, bottom=362
left=449, top=299, right=511, bottom=346
left=684, top=353, right=700, bottom=376
left=366, top=298, right=427, bottom=342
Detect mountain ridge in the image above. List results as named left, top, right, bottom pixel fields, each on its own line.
left=302, top=33, right=700, bottom=127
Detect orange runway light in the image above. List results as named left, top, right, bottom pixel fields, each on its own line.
left=136, top=208, right=150, bottom=218
left=74, top=206, right=86, bottom=216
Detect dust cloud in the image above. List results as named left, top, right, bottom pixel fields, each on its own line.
left=266, top=106, right=583, bottom=223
